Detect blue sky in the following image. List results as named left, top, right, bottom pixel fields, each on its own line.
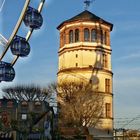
left=1, top=0, right=140, bottom=129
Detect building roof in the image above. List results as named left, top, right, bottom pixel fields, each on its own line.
left=57, top=10, right=113, bottom=31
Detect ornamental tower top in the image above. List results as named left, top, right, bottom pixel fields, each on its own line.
left=84, top=0, right=94, bottom=10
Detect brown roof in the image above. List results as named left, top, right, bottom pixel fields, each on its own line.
left=57, top=10, right=113, bottom=31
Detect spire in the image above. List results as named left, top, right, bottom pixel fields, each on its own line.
left=84, top=0, right=94, bottom=10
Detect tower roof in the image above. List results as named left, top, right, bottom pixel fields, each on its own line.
left=57, top=10, right=113, bottom=31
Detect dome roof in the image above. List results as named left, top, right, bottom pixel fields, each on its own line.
left=57, top=10, right=113, bottom=31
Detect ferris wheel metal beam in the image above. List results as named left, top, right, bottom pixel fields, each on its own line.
left=0, top=0, right=31, bottom=61
left=0, top=0, right=5, bottom=12
left=11, top=0, right=45, bottom=66
left=0, top=34, right=8, bottom=47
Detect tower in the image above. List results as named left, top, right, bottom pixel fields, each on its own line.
left=57, top=10, right=113, bottom=139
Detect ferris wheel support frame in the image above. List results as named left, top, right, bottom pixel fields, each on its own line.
left=11, top=0, right=45, bottom=66
left=0, top=0, right=31, bottom=61
left=0, top=33, right=8, bottom=46
left=0, top=0, right=45, bottom=66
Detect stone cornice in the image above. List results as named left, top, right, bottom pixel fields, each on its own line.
left=59, top=21, right=111, bottom=32
left=98, top=91, right=113, bottom=96
left=58, top=45, right=112, bottom=55
left=100, top=117, right=114, bottom=120
left=57, top=67, right=113, bottom=75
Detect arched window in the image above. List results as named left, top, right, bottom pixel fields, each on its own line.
left=35, top=101, right=41, bottom=106
left=69, top=30, right=73, bottom=43
left=63, top=33, right=66, bottom=46
left=91, top=29, right=97, bottom=42
left=75, top=29, right=79, bottom=42
left=102, top=31, right=107, bottom=44
left=84, top=28, right=90, bottom=41
left=104, top=31, right=107, bottom=44
left=103, top=54, right=108, bottom=68
left=101, top=30, right=104, bottom=44
left=21, top=101, right=28, bottom=106
left=61, top=33, right=66, bottom=46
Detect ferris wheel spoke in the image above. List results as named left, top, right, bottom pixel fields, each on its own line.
left=11, top=56, right=19, bottom=66
left=0, top=0, right=5, bottom=12
left=0, top=34, right=8, bottom=47
left=26, top=29, right=34, bottom=41
left=38, top=0, right=45, bottom=12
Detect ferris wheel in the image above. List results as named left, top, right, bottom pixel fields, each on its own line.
left=0, top=0, right=45, bottom=82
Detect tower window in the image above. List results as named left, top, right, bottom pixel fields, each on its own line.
left=101, top=30, right=107, bottom=45
left=76, top=63, right=78, bottom=67
left=105, top=103, right=111, bottom=118
left=61, top=34, right=65, bottom=46
left=75, top=29, right=79, bottom=42
left=105, top=78, right=110, bottom=93
left=97, top=30, right=101, bottom=43
left=103, top=54, right=108, bottom=68
left=101, top=30, right=104, bottom=44
left=91, top=29, right=97, bottom=42
left=69, top=30, right=74, bottom=43
left=103, top=31, right=107, bottom=44
left=84, top=28, right=90, bottom=41
left=63, top=34, right=66, bottom=45
left=76, top=54, right=78, bottom=58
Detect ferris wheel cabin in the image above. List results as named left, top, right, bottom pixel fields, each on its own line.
left=23, top=6, right=43, bottom=29
left=0, top=61, right=15, bottom=82
left=10, top=36, right=30, bottom=57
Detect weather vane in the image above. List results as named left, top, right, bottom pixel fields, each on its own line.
left=84, top=0, right=95, bottom=10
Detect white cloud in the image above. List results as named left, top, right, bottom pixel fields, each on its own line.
left=115, top=52, right=140, bottom=61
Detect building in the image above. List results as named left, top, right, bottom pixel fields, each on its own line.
left=17, top=101, right=54, bottom=140
left=0, top=98, right=17, bottom=140
left=114, top=129, right=140, bottom=140
left=57, top=10, right=113, bottom=140
left=0, top=98, right=55, bottom=140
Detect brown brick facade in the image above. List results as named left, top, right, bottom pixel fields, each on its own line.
left=59, top=22, right=111, bottom=49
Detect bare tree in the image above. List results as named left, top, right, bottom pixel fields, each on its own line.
left=2, top=84, right=52, bottom=102
left=49, top=81, right=104, bottom=128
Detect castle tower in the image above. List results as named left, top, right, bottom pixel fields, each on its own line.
left=57, top=10, right=113, bottom=139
